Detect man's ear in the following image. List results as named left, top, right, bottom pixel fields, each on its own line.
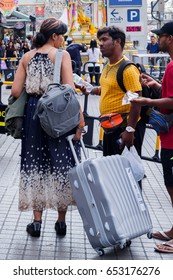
left=116, top=38, right=121, bottom=45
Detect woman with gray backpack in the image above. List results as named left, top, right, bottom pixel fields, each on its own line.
left=11, top=18, right=85, bottom=238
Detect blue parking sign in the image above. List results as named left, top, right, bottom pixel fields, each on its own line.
left=128, top=9, right=140, bottom=22
left=109, top=0, right=142, bottom=6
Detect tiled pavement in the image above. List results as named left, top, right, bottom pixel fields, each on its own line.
left=0, top=90, right=173, bottom=260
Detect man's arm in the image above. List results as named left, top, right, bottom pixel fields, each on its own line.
left=121, top=65, right=142, bottom=147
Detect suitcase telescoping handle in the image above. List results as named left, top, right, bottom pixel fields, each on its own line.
left=66, top=134, right=88, bottom=165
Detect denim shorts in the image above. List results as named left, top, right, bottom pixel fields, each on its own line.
left=161, top=148, right=173, bottom=187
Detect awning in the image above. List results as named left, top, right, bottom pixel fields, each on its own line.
left=0, top=23, right=15, bottom=29
left=5, top=11, right=35, bottom=23
left=11, top=11, right=31, bottom=21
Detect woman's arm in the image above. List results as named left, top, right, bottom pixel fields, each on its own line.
left=11, top=54, right=28, bottom=98
left=61, top=50, right=74, bottom=87
left=61, top=50, right=85, bottom=140
left=13, top=50, right=17, bottom=58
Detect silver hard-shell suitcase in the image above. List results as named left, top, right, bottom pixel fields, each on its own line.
left=67, top=135, right=153, bottom=256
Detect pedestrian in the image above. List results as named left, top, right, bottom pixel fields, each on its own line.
left=14, top=39, right=21, bottom=57
left=87, top=39, right=102, bottom=85
left=146, top=34, right=161, bottom=66
left=0, top=39, right=6, bottom=57
left=0, top=39, right=7, bottom=75
left=131, top=21, right=173, bottom=253
left=11, top=17, right=85, bottom=238
left=21, top=41, right=30, bottom=54
left=66, top=37, right=87, bottom=76
left=4, top=41, right=17, bottom=68
left=75, top=26, right=144, bottom=186
left=4, top=32, right=9, bottom=46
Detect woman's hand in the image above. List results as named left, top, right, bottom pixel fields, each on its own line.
left=73, top=128, right=83, bottom=140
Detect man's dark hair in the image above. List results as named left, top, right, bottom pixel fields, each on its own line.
left=97, top=26, right=126, bottom=49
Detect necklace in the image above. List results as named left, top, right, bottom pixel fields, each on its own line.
left=105, top=64, right=114, bottom=78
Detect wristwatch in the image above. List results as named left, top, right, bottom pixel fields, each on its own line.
left=126, top=126, right=135, bottom=133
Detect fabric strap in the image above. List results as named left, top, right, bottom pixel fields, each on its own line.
left=53, top=48, right=63, bottom=84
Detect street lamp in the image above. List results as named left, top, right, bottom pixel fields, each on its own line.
left=151, top=0, right=165, bottom=28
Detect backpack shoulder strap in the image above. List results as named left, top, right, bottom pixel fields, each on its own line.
left=117, top=60, right=141, bottom=92
left=53, top=48, right=63, bottom=84
left=135, top=63, right=146, bottom=73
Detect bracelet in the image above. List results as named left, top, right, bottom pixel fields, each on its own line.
left=91, top=88, right=95, bottom=95
left=77, top=126, right=85, bottom=131
left=78, top=122, right=85, bottom=127
left=95, top=87, right=100, bottom=96
left=91, top=87, right=100, bottom=95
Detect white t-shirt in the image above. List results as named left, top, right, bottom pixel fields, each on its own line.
left=87, top=48, right=101, bottom=66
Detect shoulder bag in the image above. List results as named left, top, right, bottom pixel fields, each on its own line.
left=33, top=49, right=80, bottom=138
left=5, top=87, right=28, bottom=139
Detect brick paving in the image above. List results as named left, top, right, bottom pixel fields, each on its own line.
left=0, top=92, right=173, bottom=260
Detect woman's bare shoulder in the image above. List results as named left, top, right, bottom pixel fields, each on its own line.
left=20, top=49, right=37, bottom=67
left=62, top=49, right=71, bottom=61
left=49, top=48, right=70, bottom=64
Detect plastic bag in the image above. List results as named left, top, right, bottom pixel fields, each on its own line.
left=122, top=90, right=139, bottom=105
left=73, top=73, right=93, bottom=92
left=0, top=60, right=7, bottom=70
left=122, top=146, right=145, bottom=181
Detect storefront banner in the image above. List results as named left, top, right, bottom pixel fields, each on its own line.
left=0, top=0, right=17, bottom=16
left=35, top=6, right=45, bottom=19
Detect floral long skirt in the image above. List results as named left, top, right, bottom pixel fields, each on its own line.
left=18, top=95, right=80, bottom=212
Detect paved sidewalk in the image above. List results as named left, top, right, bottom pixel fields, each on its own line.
left=0, top=93, right=173, bottom=260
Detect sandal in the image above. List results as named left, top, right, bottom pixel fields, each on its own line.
left=154, top=240, right=173, bottom=253
left=55, top=221, right=66, bottom=236
left=26, top=221, right=41, bottom=237
left=152, top=231, right=172, bottom=241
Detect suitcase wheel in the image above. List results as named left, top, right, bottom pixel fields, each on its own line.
left=147, top=232, right=153, bottom=239
left=119, top=243, right=126, bottom=250
left=126, top=240, right=131, bottom=247
left=96, top=248, right=104, bottom=256
left=119, top=239, right=131, bottom=249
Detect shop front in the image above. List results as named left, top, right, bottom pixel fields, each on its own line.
left=0, top=10, right=35, bottom=41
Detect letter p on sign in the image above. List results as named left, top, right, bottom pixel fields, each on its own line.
left=127, top=9, right=140, bottom=22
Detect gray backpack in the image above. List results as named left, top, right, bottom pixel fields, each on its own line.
left=33, top=49, right=80, bottom=138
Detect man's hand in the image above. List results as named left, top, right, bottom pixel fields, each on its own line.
left=74, top=83, right=90, bottom=95
left=139, top=73, right=160, bottom=89
left=120, top=130, right=135, bottom=148
left=130, top=96, right=151, bottom=106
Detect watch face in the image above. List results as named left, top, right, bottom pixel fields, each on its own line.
left=126, top=126, right=135, bottom=132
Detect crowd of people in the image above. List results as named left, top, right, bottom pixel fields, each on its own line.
left=0, top=34, right=33, bottom=69
left=4, top=16, right=173, bottom=256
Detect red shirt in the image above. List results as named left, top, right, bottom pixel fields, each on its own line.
left=160, top=60, right=173, bottom=149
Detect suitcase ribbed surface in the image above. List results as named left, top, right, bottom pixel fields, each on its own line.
left=69, top=154, right=153, bottom=251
